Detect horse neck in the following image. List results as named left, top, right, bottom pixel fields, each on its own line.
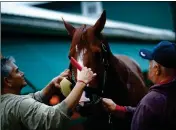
left=108, top=54, right=129, bottom=82
left=101, top=42, right=129, bottom=79
left=102, top=54, right=130, bottom=105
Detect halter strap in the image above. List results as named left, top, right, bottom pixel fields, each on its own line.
left=101, top=42, right=109, bottom=95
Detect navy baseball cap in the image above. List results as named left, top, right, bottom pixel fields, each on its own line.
left=139, top=41, right=176, bottom=68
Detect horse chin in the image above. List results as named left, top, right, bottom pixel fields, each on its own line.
left=77, top=92, right=92, bottom=116
left=76, top=87, right=102, bottom=117
left=76, top=97, right=103, bottom=117
left=76, top=98, right=104, bottom=117
left=76, top=101, right=96, bottom=117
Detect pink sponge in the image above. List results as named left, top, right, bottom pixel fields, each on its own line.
left=70, top=56, right=82, bottom=71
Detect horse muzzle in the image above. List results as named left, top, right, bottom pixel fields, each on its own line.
left=76, top=89, right=103, bottom=117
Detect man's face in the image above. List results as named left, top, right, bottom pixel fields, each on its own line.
left=7, top=63, right=27, bottom=89
left=148, top=60, right=158, bottom=84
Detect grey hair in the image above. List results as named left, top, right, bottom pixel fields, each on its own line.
left=151, top=60, right=176, bottom=76
left=151, top=60, right=158, bottom=68
left=1, top=56, right=15, bottom=88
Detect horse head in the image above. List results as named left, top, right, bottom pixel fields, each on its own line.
left=62, top=10, right=113, bottom=115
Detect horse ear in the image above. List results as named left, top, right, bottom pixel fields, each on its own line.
left=93, top=10, right=106, bottom=34
left=62, top=18, right=75, bottom=37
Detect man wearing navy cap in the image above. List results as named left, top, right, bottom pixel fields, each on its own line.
left=102, top=41, right=176, bottom=130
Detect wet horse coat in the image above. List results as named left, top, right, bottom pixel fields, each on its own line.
left=63, top=10, right=147, bottom=130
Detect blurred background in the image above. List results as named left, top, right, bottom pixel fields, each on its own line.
left=1, top=1, right=176, bottom=129
left=1, top=1, right=176, bottom=93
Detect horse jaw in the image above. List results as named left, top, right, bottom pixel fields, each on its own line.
left=76, top=47, right=90, bottom=105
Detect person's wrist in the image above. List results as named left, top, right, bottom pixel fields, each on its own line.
left=76, top=80, right=87, bottom=89
left=115, top=104, right=126, bottom=112
left=77, top=80, right=87, bottom=86
left=111, top=103, right=117, bottom=113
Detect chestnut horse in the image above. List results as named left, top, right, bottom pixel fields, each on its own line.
left=63, top=10, right=147, bottom=130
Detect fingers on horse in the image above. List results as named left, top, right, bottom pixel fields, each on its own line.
left=55, top=83, right=61, bottom=88
left=65, top=76, right=69, bottom=79
left=83, top=66, right=87, bottom=70
left=102, top=103, right=109, bottom=112
left=102, top=98, right=109, bottom=103
left=64, top=69, right=70, bottom=74
left=63, top=71, right=70, bottom=78
left=65, top=69, right=70, bottom=72
left=102, top=99, right=108, bottom=106
left=93, top=73, right=97, bottom=77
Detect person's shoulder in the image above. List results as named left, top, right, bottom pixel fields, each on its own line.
left=1, top=94, right=34, bottom=106
left=1, top=94, right=28, bottom=114
left=141, top=91, right=166, bottom=105
left=1, top=94, right=19, bottom=101
left=139, top=91, right=166, bottom=113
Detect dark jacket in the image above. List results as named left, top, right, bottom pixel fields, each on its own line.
left=131, top=78, right=176, bottom=130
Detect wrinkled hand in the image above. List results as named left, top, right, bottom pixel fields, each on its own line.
left=51, top=69, right=71, bottom=88
left=102, top=98, right=127, bottom=118
left=78, top=67, right=96, bottom=85
left=102, top=98, right=116, bottom=113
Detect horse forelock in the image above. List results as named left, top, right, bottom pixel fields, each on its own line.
left=69, top=25, right=86, bottom=56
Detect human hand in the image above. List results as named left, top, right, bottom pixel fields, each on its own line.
left=102, top=98, right=127, bottom=118
left=51, top=69, right=71, bottom=88
left=77, top=67, right=96, bottom=85
left=102, top=98, right=116, bottom=113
